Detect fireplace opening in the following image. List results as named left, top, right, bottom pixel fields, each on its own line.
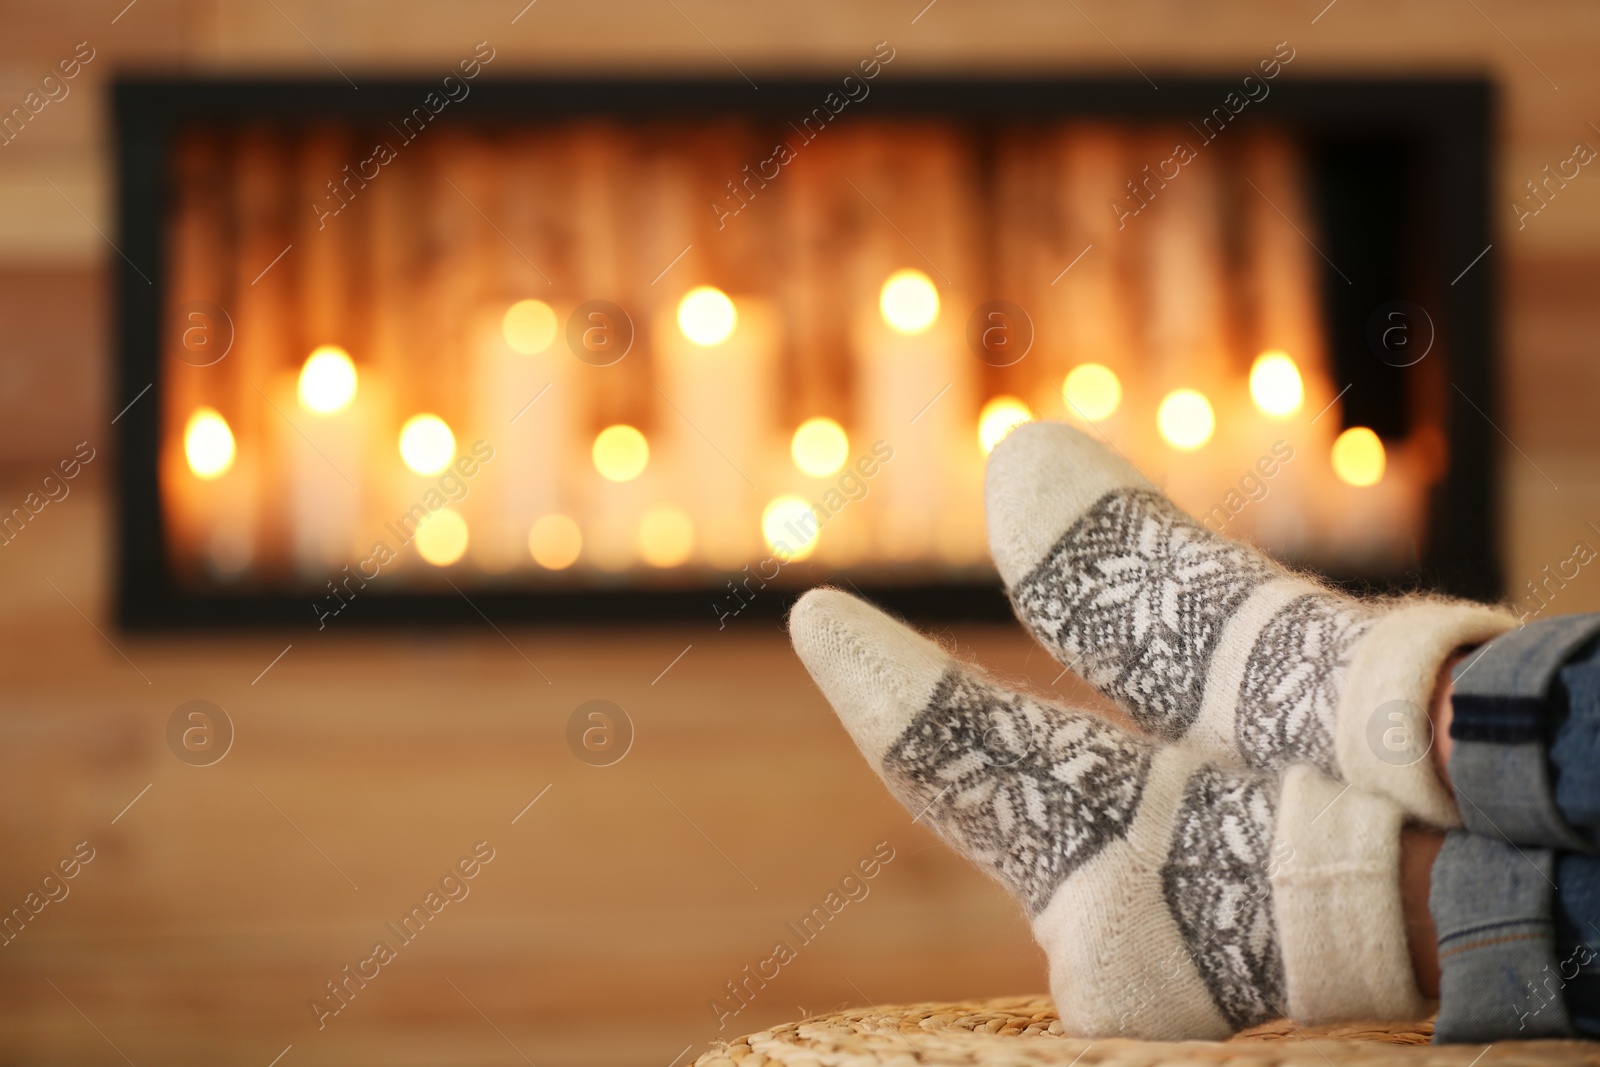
left=113, top=78, right=1496, bottom=627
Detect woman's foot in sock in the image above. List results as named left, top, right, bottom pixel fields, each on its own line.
left=984, top=420, right=1516, bottom=825
left=788, top=587, right=1424, bottom=1039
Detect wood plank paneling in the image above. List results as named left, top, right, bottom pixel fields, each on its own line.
left=0, top=485, right=1067, bottom=1064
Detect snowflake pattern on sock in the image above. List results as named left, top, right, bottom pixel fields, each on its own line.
left=1161, top=764, right=1286, bottom=1031
left=1235, top=594, right=1376, bottom=775
left=1011, top=489, right=1276, bottom=740
left=882, top=668, right=1154, bottom=916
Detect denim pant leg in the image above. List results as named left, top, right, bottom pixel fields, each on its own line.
left=1431, top=832, right=1569, bottom=1040
left=1447, top=615, right=1600, bottom=849
left=1430, top=614, right=1600, bottom=1042
left=1550, top=640, right=1600, bottom=838
left=1554, top=852, right=1600, bottom=1037
left=1548, top=642, right=1600, bottom=1036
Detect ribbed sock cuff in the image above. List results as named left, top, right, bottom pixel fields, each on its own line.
left=1336, top=600, right=1519, bottom=828
left=1271, top=765, right=1426, bottom=1025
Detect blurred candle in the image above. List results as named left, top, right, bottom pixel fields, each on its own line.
left=677, top=286, right=737, bottom=346
left=1240, top=132, right=1336, bottom=560
left=1249, top=351, right=1304, bottom=419
left=656, top=292, right=776, bottom=565
left=854, top=269, right=969, bottom=562
left=638, top=503, right=694, bottom=568
left=473, top=299, right=573, bottom=572
left=879, top=270, right=939, bottom=335
left=414, top=508, right=470, bottom=566
left=978, top=396, right=1032, bottom=455
left=791, top=417, right=849, bottom=478
left=277, top=357, right=375, bottom=576
left=1157, top=389, right=1215, bottom=451
left=528, top=513, right=582, bottom=570
left=298, top=346, right=358, bottom=414
left=1062, top=363, right=1122, bottom=423
left=399, top=413, right=455, bottom=476
left=1332, top=427, right=1386, bottom=487
left=593, top=424, right=649, bottom=482
left=184, top=407, right=236, bottom=480
left=166, top=407, right=257, bottom=582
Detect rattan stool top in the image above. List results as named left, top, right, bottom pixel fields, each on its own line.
left=693, top=995, right=1600, bottom=1067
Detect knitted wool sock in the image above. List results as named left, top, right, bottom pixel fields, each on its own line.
left=985, top=421, right=1517, bottom=827
left=789, top=587, right=1424, bottom=1039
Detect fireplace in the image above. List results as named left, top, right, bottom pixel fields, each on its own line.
left=112, top=75, right=1497, bottom=627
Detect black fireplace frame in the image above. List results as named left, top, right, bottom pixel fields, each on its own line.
left=113, top=74, right=1499, bottom=630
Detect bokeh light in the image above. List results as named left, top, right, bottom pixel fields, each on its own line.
left=879, top=269, right=939, bottom=335
left=1249, top=351, right=1305, bottom=419
left=978, top=396, right=1033, bottom=455
left=638, top=504, right=695, bottom=568
left=502, top=299, right=558, bottom=355
left=1157, top=389, right=1216, bottom=451
left=677, top=286, right=737, bottom=346
left=297, top=345, right=358, bottom=414
left=528, top=514, right=582, bottom=570
left=592, top=424, right=649, bottom=482
left=399, top=414, right=456, bottom=475
left=414, top=508, right=469, bottom=566
left=1062, top=363, right=1122, bottom=422
left=762, top=495, right=820, bottom=560
left=184, top=407, right=236, bottom=480
left=790, top=417, right=849, bottom=477
left=1332, top=426, right=1387, bottom=486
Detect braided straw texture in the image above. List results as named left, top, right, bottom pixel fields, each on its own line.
left=693, top=995, right=1600, bottom=1067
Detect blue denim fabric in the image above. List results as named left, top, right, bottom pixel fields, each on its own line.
left=1551, top=642, right=1600, bottom=836
left=1554, top=852, right=1600, bottom=1038
left=1550, top=643, right=1600, bottom=1037
left=1432, top=615, right=1600, bottom=1042
left=1449, top=614, right=1600, bottom=850
left=1431, top=831, right=1569, bottom=1040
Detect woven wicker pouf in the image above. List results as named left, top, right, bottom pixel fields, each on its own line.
left=693, top=995, right=1600, bottom=1067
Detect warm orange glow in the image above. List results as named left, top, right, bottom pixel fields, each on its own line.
left=528, top=514, right=582, bottom=570
left=399, top=414, right=456, bottom=475
left=762, top=495, right=819, bottom=560
left=1250, top=351, right=1304, bottom=419
left=184, top=407, right=236, bottom=480
left=638, top=504, right=695, bottom=568
left=298, top=345, right=358, bottom=414
left=415, top=509, right=469, bottom=566
left=1062, top=363, right=1122, bottom=422
left=1332, top=427, right=1387, bottom=486
left=1157, top=389, right=1215, bottom=451
left=879, top=269, right=939, bottom=335
left=503, top=299, right=558, bottom=355
left=978, top=396, right=1032, bottom=455
left=791, top=417, right=849, bottom=477
left=592, top=424, right=649, bottom=482
left=677, top=286, right=737, bottom=346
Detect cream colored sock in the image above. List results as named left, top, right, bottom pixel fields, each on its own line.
left=984, top=420, right=1516, bottom=827
left=788, top=587, right=1424, bottom=1039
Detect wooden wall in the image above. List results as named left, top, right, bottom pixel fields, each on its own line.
left=1, top=1, right=1599, bottom=1063
left=0, top=487, right=1072, bottom=1066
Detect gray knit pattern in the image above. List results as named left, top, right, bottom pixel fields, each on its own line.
left=1010, top=489, right=1275, bottom=741
left=1235, top=594, right=1376, bottom=775
left=881, top=668, right=1153, bottom=916
left=1161, top=763, right=1287, bottom=1031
